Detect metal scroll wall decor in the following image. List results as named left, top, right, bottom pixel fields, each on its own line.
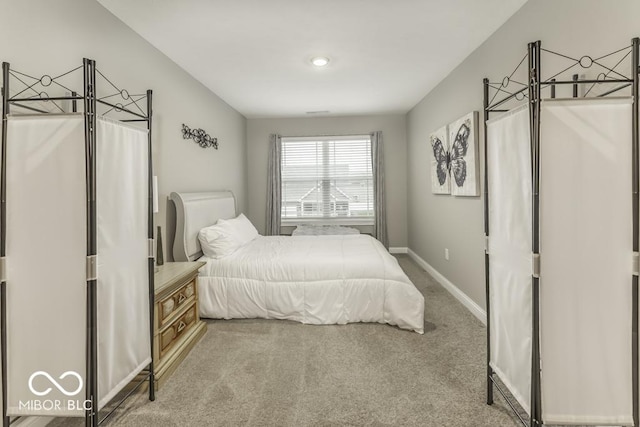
left=182, top=123, right=218, bottom=149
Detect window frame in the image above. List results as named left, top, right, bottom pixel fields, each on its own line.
left=280, top=134, right=374, bottom=226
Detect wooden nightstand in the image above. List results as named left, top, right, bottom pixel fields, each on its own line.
left=151, top=261, right=207, bottom=390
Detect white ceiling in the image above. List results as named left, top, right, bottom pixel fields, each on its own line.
left=98, top=0, right=528, bottom=119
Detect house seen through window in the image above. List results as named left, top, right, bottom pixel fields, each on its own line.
left=281, top=135, right=374, bottom=224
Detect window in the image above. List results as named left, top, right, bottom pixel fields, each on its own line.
left=281, top=135, right=373, bottom=224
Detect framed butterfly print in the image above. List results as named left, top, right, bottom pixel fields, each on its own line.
left=429, top=125, right=450, bottom=194
left=448, top=111, right=479, bottom=197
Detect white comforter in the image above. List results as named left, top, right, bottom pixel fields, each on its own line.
left=198, top=235, right=425, bottom=333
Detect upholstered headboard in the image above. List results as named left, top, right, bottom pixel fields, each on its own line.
left=169, top=191, right=237, bottom=261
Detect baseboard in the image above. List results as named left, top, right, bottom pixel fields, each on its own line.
left=13, top=417, right=53, bottom=427
left=407, top=248, right=487, bottom=325
left=389, top=247, right=408, bottom=254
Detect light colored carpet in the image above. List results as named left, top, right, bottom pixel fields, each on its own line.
left=50, top=255, right=519, bottom=426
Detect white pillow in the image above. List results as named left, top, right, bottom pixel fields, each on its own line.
left=198, top=221, right=242, bottom=259
left=198, top=214, right=259, bottom=259
left=219, top=213, right=259, bottom=246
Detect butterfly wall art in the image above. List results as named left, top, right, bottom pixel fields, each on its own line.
left=430, top=125, right=450, bottom=194
left=429, top=111, right=479, bottom=196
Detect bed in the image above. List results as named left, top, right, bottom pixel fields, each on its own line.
left=170, top=191, right=425, bottom=333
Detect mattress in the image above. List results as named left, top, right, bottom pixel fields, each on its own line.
left=198, top=234, right=425, bottom=333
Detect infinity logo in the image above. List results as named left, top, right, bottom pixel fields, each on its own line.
left=28, top=371, right=83, bottom=397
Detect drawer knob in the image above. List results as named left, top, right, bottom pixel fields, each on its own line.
left=178, top=293, right=187, bottom=304
left=177, top=321, right=186, bottom=333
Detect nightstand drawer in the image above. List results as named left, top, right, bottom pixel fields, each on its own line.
left=159, top=303, right=197, bottom=358
left=158, top=278, right=196, bottom=328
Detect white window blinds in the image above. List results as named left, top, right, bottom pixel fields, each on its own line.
left=281, top=135, right=374, bottom=223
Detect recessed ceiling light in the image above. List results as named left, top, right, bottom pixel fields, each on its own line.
left=311, top=57, right=330, bottom=67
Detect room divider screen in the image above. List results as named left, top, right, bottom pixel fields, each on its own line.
left=484, top=38, right=640, bottom=426
left=0, top=59, right=156, bottom=426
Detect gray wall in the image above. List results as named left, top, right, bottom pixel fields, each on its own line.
left=246, top=115, right=408, bottom=247
left=1, top=0, right=247, bottom=261
left=407, top=0, right=640, bottom=309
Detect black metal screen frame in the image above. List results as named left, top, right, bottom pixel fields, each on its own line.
left=483, top=38, right=640, bottom=427
left=0, top=59, right=155, bottom=427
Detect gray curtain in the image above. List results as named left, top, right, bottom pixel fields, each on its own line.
left=371, top=131, right=388, bottom=248
left=266, top=134, right=282, bottom=236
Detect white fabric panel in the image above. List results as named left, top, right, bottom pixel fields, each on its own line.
left=198, top=235, right=425, bottom=333
left=486, top=105, right=532, bottom=414
left=6, top=115, right=87, bottom=416
left=539, top=98, right=633, bottom=425
left=96, top=118, right=151, bottom=408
